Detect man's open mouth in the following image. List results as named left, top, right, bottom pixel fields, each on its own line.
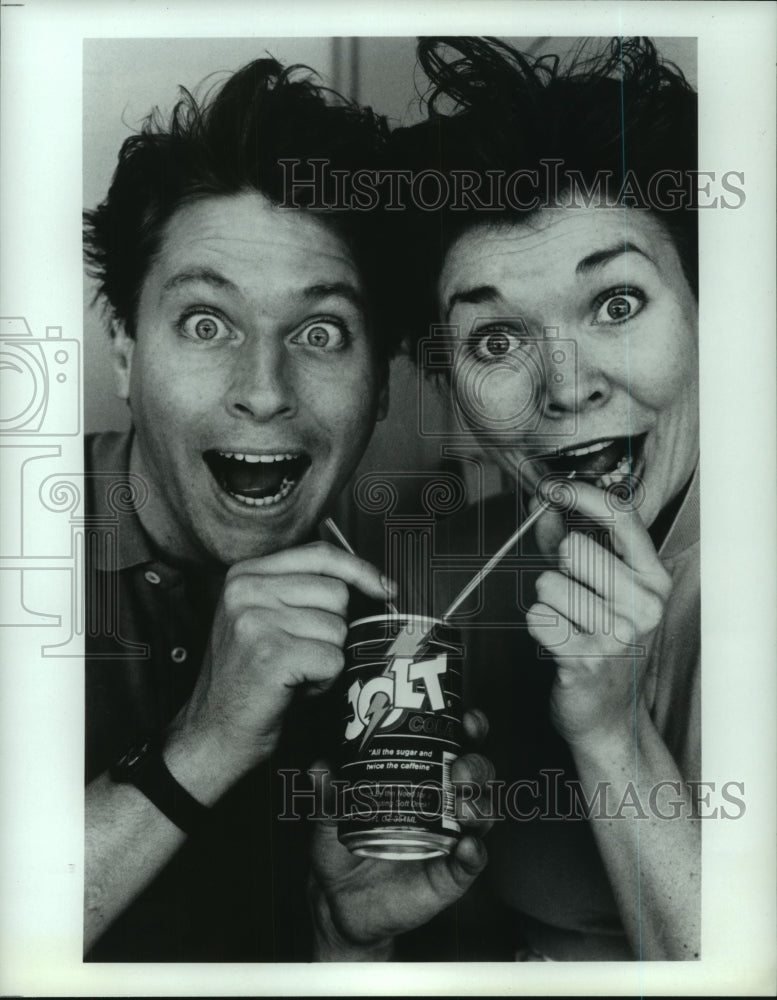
left=535, top=433, right=647, bottom=487
left=204, top=450, right=312, bottom=507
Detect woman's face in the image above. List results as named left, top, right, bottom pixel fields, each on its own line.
left=437, top=205, right=699, bottom=528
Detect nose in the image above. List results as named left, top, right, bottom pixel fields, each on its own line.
left=539, top=336, right=610, bottom=418
left=226, top=337, right=298, bottom=422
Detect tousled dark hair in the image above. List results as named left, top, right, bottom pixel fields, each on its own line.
left=84, top=57, right=398, bottom=359
left=387, top=36, right=698, bottom=352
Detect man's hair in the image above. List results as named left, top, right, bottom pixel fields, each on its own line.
left=386, top=36, right=698, bottom=352
left=84, top=57, right=398, bottom=359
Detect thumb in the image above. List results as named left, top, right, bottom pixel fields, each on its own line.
left=529, top=494, right=566, bottom=556
left=423, top=834, right=488, bottom=909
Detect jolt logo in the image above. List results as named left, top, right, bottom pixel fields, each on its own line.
left=345, top=655, right=448, bottom=749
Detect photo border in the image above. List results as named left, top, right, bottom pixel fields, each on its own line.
left=1, top=1, right=775, bottom=995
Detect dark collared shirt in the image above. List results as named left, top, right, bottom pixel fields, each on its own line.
left=85, top=431, right=323, bottom=962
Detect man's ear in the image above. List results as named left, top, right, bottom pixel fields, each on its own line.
left=376, top=377, right=389, bottom=422
left=111, top=320, right=134, bottom=401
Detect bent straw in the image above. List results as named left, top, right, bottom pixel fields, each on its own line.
left=323, top=517, right=400, bottom=616
left=440, top=472, right=577, bottom=624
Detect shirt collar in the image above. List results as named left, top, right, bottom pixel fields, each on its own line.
left=659, top=461, right=700, bottom=560
left=89, top=430, right=164, bottom=574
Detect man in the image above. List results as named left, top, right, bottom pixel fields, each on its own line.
left=83, top=56, right=490, bottom=962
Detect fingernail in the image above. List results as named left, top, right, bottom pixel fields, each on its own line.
left=380, top=574, right=397, bottom=595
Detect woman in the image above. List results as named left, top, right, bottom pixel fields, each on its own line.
left=389, top=37, right=700, bottom=961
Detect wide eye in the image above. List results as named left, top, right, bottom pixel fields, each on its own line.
left=179, top=311, right=232, bottom=342
left=472, top=327, right=527, bottom=362
left=293, top=319, right=347, bottom=351
left=593, top=289, right=645, bottom=325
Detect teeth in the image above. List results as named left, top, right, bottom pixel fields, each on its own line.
left=219, top=452, right=297, bottom=463
left=596, top=455, right=633, bottom=488
left=229, top=478, right=297, bottom=507
left=559, top=439, right=614, bottom=458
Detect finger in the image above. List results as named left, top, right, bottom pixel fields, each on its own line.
left=536, top=570, right=599, bottom=635
left=527, top=493, right=567, bottom=555
left=223, top=572, right=351, bottom=617
left=426, top=835, right=487, bottom=901
left=527, top=600, right=583, bottom=651
left=451, top=752, right=493, bottom=786
left=303, top=675, right=345, bottom=698
left=228, top=541, right=395, bottom=602
left=542, top=545, right=667, bottom=637
left=536, top=570, right=629, bottom=638
left=229, top=601, right=347, bottom=648
left=462, top=708, right=489, bottom=746
left=270, top=636, right=345, bottom=687
left=560, top=531, right=670, bottom=613
left=451, top=753, right=496, bottom=834
left=565, top=531, right=672, bottom=608
left=539, top=478, right=661, bottom=574
left=273, top=607, right=348, bottom=647
left=559, top=531, right=672, bottom=600
left=558, top=531, right=617, bottom=601
left=528, top=602, right=646, bottom=664
left=221, top=573, right=349, bottom=623
left=451, top=834, right=488, bottom=879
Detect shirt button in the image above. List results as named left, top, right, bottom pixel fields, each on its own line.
left=144, top=570, right=161, bottom=585
left=171, top=647, right=188, bottom=663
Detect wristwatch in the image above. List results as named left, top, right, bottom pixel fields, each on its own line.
left=110, top=736, right=211, bottom=835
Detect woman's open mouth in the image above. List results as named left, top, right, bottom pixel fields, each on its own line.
left=534, top=433, right=647, bottom=487
left=204, top=450, right=312, bottom=508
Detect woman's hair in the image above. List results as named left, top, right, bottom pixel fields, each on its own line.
left=84, top=57, right=399, bottom=358
left=386, top=36, right=698, bottom=352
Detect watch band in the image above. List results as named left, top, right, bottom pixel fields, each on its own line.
left=110, top=737, right=211, bottom=835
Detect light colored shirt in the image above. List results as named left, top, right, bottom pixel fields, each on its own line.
left=425, top=468, right=700, bottom=960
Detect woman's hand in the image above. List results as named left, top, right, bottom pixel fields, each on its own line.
left=527, top=480, right=672, bottom=750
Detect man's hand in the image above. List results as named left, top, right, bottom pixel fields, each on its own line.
left=527, top=481, right=672, bottom=750
left=164, top=541, right=392, bottom=802
left=309, top=711, right=494, bottom=960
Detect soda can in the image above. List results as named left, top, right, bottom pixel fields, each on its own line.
left=337, top=614, right=463, bottom=860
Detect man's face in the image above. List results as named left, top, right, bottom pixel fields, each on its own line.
left=114, top=191, right=386, bottom=567
left=438, top=205, right=699, bottom=529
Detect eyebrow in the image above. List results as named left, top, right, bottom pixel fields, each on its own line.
left=161, top=267, right=239, bottom=294
left=301, top=282, right=366, bottom=313
left=444, top=285, right=501, bottom=321
left=161, top=271, right=365, bottom=312
left=444, top=241, right=656, bottom=318
left=575, top=241, right=655, bottom=275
